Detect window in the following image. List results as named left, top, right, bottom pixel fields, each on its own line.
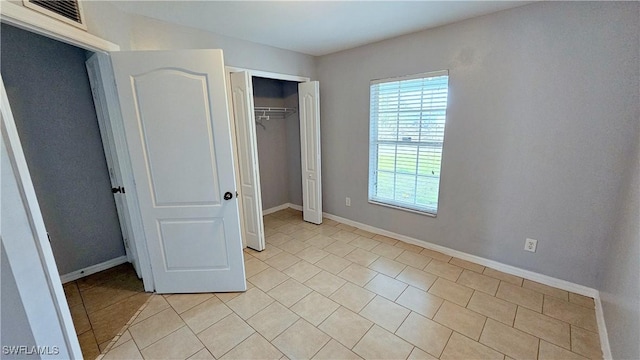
left=368, top=70, right=449, bottom=216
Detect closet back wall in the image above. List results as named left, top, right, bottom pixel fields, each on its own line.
left=283, top=82, right=303, bottom=208
left=252, top=77, right=303, bottom=210
left=253, top=77, right=290, bottom=210
left=1, top=24, right=125, bottom=275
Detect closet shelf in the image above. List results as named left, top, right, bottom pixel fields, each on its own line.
left=254, top=106, right=297, bottom=120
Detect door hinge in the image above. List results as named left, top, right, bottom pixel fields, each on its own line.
left=123, top=238, right=129, bottom=249
left=112, top=186, right=125, bottom=194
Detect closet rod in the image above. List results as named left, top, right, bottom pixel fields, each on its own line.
left=254, top=106, right=297, bottom=117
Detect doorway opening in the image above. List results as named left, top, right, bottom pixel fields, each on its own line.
left=228, top=70, right=322, bottom=252
left=252, top=77, right=304, bottom=216
left=0, top=23, right=145, bottom=358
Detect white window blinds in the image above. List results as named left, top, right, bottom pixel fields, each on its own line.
left=368, top=70, right=449, bottom=215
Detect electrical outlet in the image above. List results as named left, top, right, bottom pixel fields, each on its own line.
left=524, top=238, right=538, bottom=252
left=345, top=197, right=351, bottom=207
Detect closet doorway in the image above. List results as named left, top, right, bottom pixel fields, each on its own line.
left=0, top=24, right=142, bottom=279
left=0, top=23, right=148, bottom=357
left=228, top=69, right=322, bottom=251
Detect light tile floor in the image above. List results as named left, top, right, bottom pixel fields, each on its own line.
left=98, top=208, right=603, bottom=360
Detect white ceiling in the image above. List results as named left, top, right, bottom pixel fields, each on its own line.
left=113, top=1, right=531, bottom=56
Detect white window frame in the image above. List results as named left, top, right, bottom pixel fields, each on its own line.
left=368, top=70, right=449, bottom=216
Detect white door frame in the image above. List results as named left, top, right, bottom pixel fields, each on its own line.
left=226, top=67, right=311, bottom=83
left=1, top=75, right=83, bottom=359
left=224, top=66, right=310, bottom=248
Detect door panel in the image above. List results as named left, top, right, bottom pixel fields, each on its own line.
left=298, top=81, right=322, bottom=224
left=134, top=70, right=220, bottom=206
left=230, top=72, right=265, bottom=251
left=110, top=50, right=245, bottom=293
left=159, top=219, right=227, bottom=269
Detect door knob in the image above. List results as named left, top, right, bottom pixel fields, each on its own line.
left=224, top=192, right=233, bottom=200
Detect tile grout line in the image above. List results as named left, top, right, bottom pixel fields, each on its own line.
left=138, top=324, right=193, bottom=354
left=76, top=280, right=99, bottom=345
left=98, top=291, right=153, bottom=357
left=343, top=318, right=374, bottom=352
left=569, top=323, right=573, bottom=354
left=74, top=280, right=98, bottom=341
left=212, top=322, right=256, bottom=360
left=437, top=328, right=455, bottom=358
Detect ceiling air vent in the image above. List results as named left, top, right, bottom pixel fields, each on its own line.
left=23, top=0, right=87, bottom=30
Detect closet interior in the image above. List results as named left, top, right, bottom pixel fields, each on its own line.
left=251, top=76, right=303, bottom=212
left=0, top=24, right=128, bottom=277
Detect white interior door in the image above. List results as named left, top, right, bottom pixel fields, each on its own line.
left=86, top=54, right=142, bottom=277
left=299, top=81, right=323, bottom=224
left=230, top=72, right=265, bottom=251
left=110, top=50, right=246, bottom=293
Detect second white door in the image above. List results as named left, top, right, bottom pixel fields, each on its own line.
left=299, top=81, right=322, bottom=224
left=230, top=71, right=265, bottom=251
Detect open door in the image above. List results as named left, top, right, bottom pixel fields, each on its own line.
left=86, top=54, right=143, bottom=278
left=230, top=72, right=266, bottom=251
left=110, top=50, right=246, bottom=293
left=299, top=81, right=323, bottom=224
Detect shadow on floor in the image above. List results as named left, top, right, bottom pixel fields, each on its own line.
left=63, top=263, right=149, bottom=359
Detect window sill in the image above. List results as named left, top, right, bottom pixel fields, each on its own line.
left=368, top=200, right=437, bottom=218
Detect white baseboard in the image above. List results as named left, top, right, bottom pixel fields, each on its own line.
left=265, top=205, right=610, bottom=356
left=322, top=211, right=596, bottom=297
left=319, top=210, right=611, bottom=358
left=60, top=256, right=128, bottom=283
left=262, top=203, right=291, bottom=216
left=594, top=297, right=613, bottom=359
left=263, top=203, right=303, bottom=216
left=288, top=203, right=302, bottom=211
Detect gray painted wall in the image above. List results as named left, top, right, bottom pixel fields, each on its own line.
left=252, top=77, right=303, bottom=210
left=1, top=243, right=39, bottom=360
left=316, top=2, right=639, bottom=288
left=599, top=138, right=639, bottom=360
left=1, top=24, right=125, bottom=275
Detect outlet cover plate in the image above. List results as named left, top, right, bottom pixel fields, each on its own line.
left=524, top=238, right=538, bottom=252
